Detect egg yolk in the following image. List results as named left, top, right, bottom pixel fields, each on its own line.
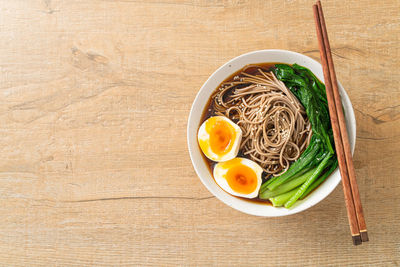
left=206, top=118, right=235, bottom=155
left=225, top=164, right=257, bottom=195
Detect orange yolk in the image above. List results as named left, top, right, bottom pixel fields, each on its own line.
left=206, top=118, right=236, bottom=155
left=225, top=164, right=258, bottom=195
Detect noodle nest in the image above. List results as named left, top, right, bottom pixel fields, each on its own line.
left=212, top=66, right=312, bottom=175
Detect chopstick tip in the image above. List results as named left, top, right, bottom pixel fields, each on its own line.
left=352, top=235, right=362, bottom=245
left=360, top=231, right=369, bottom=242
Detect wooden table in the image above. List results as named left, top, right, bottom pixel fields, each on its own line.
left=0, top=0, right=399, bottom=265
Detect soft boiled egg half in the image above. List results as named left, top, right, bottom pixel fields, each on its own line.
left=214, top=157, right=263, bottom=199
left=197, top=116, right=242, bottom=162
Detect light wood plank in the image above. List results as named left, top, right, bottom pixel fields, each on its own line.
left=0, top=0, right=399, bottom=265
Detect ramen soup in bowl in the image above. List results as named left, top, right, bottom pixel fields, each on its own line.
left=187, top=50, right=356, bottom=216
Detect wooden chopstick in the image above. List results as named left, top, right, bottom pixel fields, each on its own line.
left=313, top=1, right=367, bottom=245
left=315, top=1, right=368, bottom=243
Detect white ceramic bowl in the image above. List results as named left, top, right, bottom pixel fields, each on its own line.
left=187, top=50, right=356, bottom=217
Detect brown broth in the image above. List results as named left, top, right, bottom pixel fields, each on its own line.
left=199, top=62, right=285, bottom=205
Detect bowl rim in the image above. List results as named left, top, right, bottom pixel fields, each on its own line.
left=187, top=49, right=356, bottom=217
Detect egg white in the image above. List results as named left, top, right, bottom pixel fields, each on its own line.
left=213, top=157, right=263, bottom=199
left=197, top=116, right=242, bottom=162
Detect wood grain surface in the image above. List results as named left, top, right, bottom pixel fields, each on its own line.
left=0, top=0, right=399, bottom=266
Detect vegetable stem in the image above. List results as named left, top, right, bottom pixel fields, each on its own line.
left=259, top=176, right=278, bottom=193
left=269, top=188, right=299, bottom=207
left=259, top=168, right=316, bottom=199
left=284, top=153, right=332, bottom=208
left=299, top=159, right=338, bottom=200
